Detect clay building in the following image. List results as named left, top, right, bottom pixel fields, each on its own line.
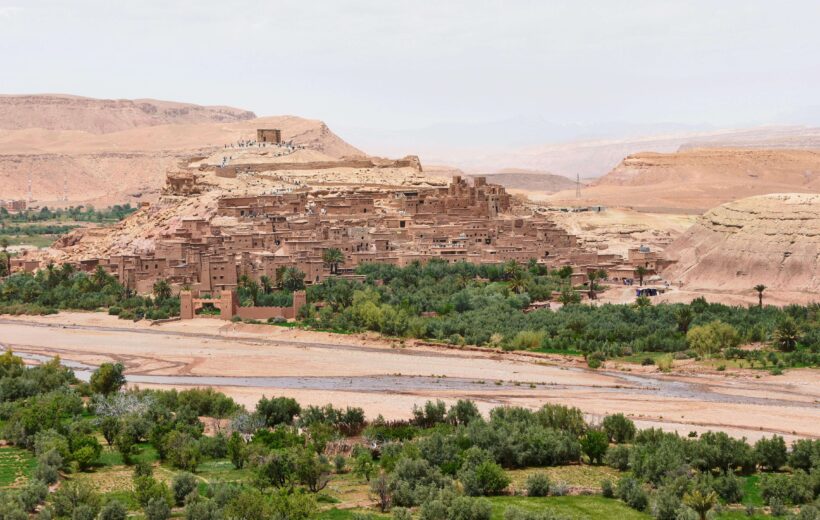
left=256, top=128, right=282, bottom=144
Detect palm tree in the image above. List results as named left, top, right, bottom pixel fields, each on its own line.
left=260, top=275, right=273, bottom=295
left=282, top=267, right=306, bottom=291
left=635, top=266, right=648, bottom=286
left=152, top=279, right=172, bottom=302
left=754, top=284, right=766, bottom=308
left=322, top=248, right=345, bottom=275
left=683, top=490, right=717, bottom=520
left=93, top=265, right=109, bottom=289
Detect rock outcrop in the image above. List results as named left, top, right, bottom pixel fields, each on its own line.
left=662, top=193, right=820, bottom=293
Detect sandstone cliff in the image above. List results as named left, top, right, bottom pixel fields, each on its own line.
left=546, top=148, right=820, bottom=211
left=662, top=193, right=820, bottom=293
left=0, top=95, right=363, bottom=205
left=0, top=94, right=255, bottom=133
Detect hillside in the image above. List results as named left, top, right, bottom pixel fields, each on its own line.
left=474, top=169, right=575, bottom=194
left=0, top=96, right=364, bottom=206
left=0, top=94, right=255, bottom=133
left=662, top=193, right=820, bottom=294
left=544, top=148, right=820, bottom=212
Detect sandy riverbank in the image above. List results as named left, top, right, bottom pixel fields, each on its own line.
left=1, top=312, right=818, bottom=442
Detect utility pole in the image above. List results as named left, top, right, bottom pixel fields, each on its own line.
left=27, top=171, right=32, bottom=202
left=576, top=173, right=581, bottom=198
left=63, top=172, right=68, bottom=202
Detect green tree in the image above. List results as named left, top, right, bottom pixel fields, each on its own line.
left=580, top=429, right=609, bottom=465
left=755, top=435, right=788, bottom=471
left=89, top=363, right=126, bottom=395
left=322, top=248, right=345, bottom=275
left=686, top=321, right=740, bottom=359
left=635, top=266, right=648, bottom=286
left=602, top=414, right=636, bottom=444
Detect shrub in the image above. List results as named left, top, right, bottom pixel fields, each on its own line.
left=144, top=497, right=171, bottom=520
left=98, top=500, right=127, bottom=520
left=605, top=444, right=631, bottom=471
left=509, top=330, right=544, bottom=350
left=586, top=351, right=605, bottom=369
left=617, top=477, right=648, bottom=511
left=19, top=479, right=48, bottom=512
left=601, top=479, right=614, bottom=498
left=656, top=355, right=673, bottom=372
left=458, top=448, right=510, bottom=496
left=713, top=471, right=744, bottom=503
left=172, top=472, right=198, bottom=506
left=333, top=454, right=347, bottom=473
left=602, top=414, right=636, bottom=444
left=525, top=472, right=550, bottom=497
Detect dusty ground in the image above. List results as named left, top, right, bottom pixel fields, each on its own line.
left=1, top=312, right=818, bottom=442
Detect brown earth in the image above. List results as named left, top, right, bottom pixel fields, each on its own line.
left=662, top=193, right=820, bottom=294
left=1, top=312, right=817, bottom=442
left=0, top=95, right=363, bottom=206
left=544, top=148, right=820, bottom=212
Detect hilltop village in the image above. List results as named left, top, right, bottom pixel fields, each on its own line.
left=13, top=130, right=665, bottom=314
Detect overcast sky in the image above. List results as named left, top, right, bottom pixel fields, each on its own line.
left=1, top=0, right=819, bottom=150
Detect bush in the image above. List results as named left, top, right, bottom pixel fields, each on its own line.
left=98, top=500, right=127, bottom=520
left=602, top=414, right=636, bottom=444
left=605, top=444, right=631, bottom=471
left=617, top=477, right=648, bottom=511
left=19, top=479, right=48, bottom=512
left=713, top=471, right=744, bottom=503
left=586, top=351, right=605, bottom=369
left=458, top=448, right=510, bottom=496
left=601, top=479, right=614, bottom=498
left=172, top=472, right=198, bottom=506
left=526, top=472, right=550, bottom=497
left=144, top=497, right=171, bottom=520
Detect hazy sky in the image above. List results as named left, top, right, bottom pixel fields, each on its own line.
left=2, top=0, right=819, bottom=148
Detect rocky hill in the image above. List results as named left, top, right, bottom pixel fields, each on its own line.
left=662, top=193, right=820, bottom=294
left=474, top=169, right=576, bottom=194
left=0, top=95, right=363, bottom=206
left=545, top=148, right=820, bottom=212
left=0, top=94, right=255, bottom=133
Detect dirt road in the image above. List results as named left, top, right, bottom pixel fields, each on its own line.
left=2, top=313, right=818, bottom=442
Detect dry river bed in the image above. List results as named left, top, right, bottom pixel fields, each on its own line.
left=1, top=312, right=818, bottom=442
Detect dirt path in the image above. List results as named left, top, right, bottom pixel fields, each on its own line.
left=1, top=312, right=818, bottom=442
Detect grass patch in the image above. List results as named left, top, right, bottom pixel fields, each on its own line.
left=0, top=446, right=36, bottom=487
left=0, top=235, right=57, bottom=248
left=741, top=475, right=763, bottom=507
left=318, top=510, right=389, bottom=519
left=488, top=495, right=650, bottom=519
left=533, top=347, right=582, bottom=356
left=505, top=465, right=624, bottom=492
left=195, top=458, right=252, bottom=484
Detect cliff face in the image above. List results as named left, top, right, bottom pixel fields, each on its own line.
left=546, top=148, right=820, bottom=211
left=662, top=193, right=820, bottom=293
left=0, top=94, right=256, bottom=133
left=0, top=96, right=363, bottom=205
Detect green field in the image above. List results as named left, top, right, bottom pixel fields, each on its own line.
left=0, top=446, right=36, bottom=487
left=487, top=496, right=650, bottom=519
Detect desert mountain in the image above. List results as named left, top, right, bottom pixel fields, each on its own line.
left=0, top=96, right=363, bottom=206
left=543, top=148, right=820, bottom=212
left=0, top=94, right=255, bottom=133
left=662, top=193, right=820, bottom=294
left=436, top=125, right=820, bottom=180
left=472, top=169, right=576, bottom=195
